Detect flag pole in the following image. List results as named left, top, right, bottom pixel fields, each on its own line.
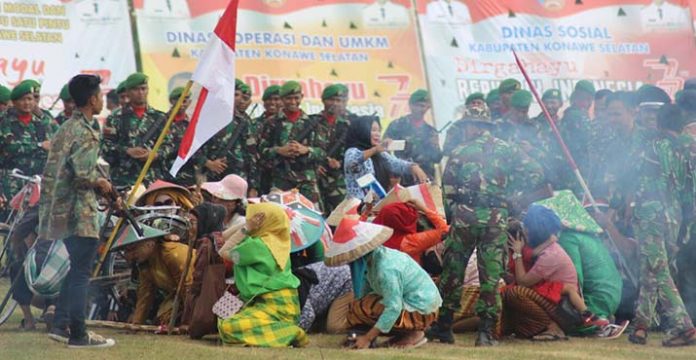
left=511, top=50, right=637, bottom=288
left=92, top=80, right=194, bottom=277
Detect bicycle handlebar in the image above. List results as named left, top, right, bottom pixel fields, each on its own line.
left=10, top=169, right=41, bottom=184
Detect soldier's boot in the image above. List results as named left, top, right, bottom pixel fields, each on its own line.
left=425, top=311, right=455, bottom=344
left=475, top=317, right=499, bottom=347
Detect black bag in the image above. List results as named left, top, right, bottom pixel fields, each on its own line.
left=292, top=267, right=318, bottom=309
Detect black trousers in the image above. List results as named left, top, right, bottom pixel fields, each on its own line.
left=53, top=236, right=98, bottom=340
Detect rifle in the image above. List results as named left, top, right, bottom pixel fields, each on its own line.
left=213, top=116, right=248, bottom=161
left=276, top=114, right=323, bottom=173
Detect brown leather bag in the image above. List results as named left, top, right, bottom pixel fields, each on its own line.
left=184, top=237, right=226, bottom=339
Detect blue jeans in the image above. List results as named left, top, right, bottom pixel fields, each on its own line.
left=53, top=236, right=98, bottom=340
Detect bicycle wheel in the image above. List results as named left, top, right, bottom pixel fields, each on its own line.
left=0, top=289, right=18, bottom=326
left=87, top=250, right=131, bottom=321
left=0, top=228, right=10, bottom=277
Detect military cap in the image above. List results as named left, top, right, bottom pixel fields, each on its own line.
left=322, top=84, right=348, bottom=100
left=116, top=81, right=127, bottom=94
left=336, top=84, right=349, bottom=97
left=23, top=79, right=41, bottom=93
left=636, top=84, right=670, bottom=105
left=11, top=80, right=38, bottom=100
left=542, top=89, right=562, bottom=102
left=573, top=80, right=596, bottom=96
left=279, top=81, right=302, bottom=97
left=409, top=89, right=429, bottom=104
left=0, top=85, right=10, bottom=103
left=465, top=92, right=485, bottom=105
left=59, top=84, right=72, bottom=101
left=169, top=86, right=186, bottom=101
left=498, top=79, right=521, bottom=94
left=511, top=90, right=533, bottom=108
left=262, top=85, right=281, bottom=101
left=486, top=89, right=500, bottom=104
left=124, top=72, right=148, bottom=90
left=235, top=78, right=250, bottom=95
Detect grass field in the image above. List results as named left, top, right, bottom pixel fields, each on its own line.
left=1, top=279, right=695, bottom=360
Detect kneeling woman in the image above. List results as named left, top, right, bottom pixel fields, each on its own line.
left=325, top=218, right=442, bottom=349
left=217, top=203, right=308, bottom=347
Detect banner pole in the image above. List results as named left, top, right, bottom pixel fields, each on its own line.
left=92, top=80, right=194, bottom=277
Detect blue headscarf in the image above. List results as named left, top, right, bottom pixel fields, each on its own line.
left=523, top=204, right=562, bottom=248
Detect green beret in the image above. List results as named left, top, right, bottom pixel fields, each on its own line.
left=486, top=89, right=500, bottom=104
left=59, top=84, right=72, bottom=101
left=0, top=85, right=10, bottom=103
left=169, top=86, right=185, bottom=101
left=542, top=89, right=562, bottom=102
left=574, top=80, right=596, bottom=96
left=116, top=81, right=127, bottom=94
left=11, top=80, right=38, bottom=101
left=498, top=79, right=521, bottom=94
left=279, top=81, right=302, bottom=97
left=23, top=79, right=41, bottom=93
left=510, top=90, right=533, bottom=108
left=124, top=72, right=148, bottom=90
left=235, top=78, right=250, bottom=95
left=262, top=85, right=281, bottom=101
left=321, top=84, right=348, bottom=100
left=336, top=84, right=349, bottom=97
left=409, top=89, right=429, bottom=104
left=465, top=92, right=485, bottom=105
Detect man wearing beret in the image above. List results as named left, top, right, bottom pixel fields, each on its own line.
left=101, top=72, right=168, bottom=187
left=497, top=78, right=521, bottom=118
left=198, top=79, right=259, bottom=196
left=0, top=84, right=10, bottom=115
left=0, top=80, right=58, bottom=204
left=313, top=84, right=351, bottom=215
left=160, top=87, right=198, bottom=186
left=54, top=84, right=76, bottom=126
left=486, top=89, right=503, bottom=120
left=22, top=80, right=59, bottom=135
left=494, top=89, right=535, bottom=144
left=253, top=84, right=282, bottom=194
left=465, top=92, right=485, bottom=112
left=258, top=80, right=328, bottom=208
left=532, top=89, right=570, bottom=190
left=559, top=80, right=596, bottom=189
left=116, top=80, right=129, bottom=108
left=384, top=89, right=442, bottom=184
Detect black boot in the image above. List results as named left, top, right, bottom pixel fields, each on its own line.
left=475, top=317, right=499, bottom=347
left=425, top=311, right=455, bottom=344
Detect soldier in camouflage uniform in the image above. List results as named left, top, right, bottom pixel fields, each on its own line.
left=116, top=80, right=129, bottom=108
left=426, top=114, right=544, bottom=347
left=486, top=89, right=503, bottom=121
left=101, top=72, right=168, bottom=187
left=629, top=104, right=696, bottom=346
left=160, top=87, right=197, bottom=186
left=384, top=89, right=442, bottom=184
left=198, top=79, right=259, bottom=196
left=54, top=84, right=76, bottom=126
left=494, top=89, right=537, bottom=145
left=253, top=85, right=282, bottom=194
left=443, top=107, right=490, bottom=156
left=0, top=81, right=58, bottom=204
left=38, top=74, right=116, bottom=348
left=314, top=84, right=351, bottom=215
left=258, top=81, right=327, bottom=207
left=496, top=78, right=521, bottom=119
left=0, top=85, right=10, bottom=114
left=559, top=80, right=596, bottom=187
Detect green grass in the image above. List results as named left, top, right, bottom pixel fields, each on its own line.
left=0, top=278, right=695, bottom=359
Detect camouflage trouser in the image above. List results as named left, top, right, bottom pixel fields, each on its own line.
left=438, top=205, right=507, bottom=321
left=634, top=204, right=693, bottom=336
left=318, top=172, right=346, bottom=217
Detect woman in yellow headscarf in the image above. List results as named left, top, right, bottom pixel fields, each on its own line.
left=217, top=203, right=309, bottom=347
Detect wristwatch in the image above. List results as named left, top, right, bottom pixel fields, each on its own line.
left=512, top=252, right=522, bottom=260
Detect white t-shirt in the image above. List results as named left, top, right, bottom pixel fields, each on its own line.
left=362, top=1, right=411, bottom=28
left=640, top=1, right=690, bottom=32
left=142, top=0, right=191, bottom=19
left=426, top=0, right=471, bottom=26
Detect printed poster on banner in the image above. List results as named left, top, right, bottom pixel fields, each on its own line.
left=133, top=0, right=427, bottom=126
left=415, top=0, right=696, bottom=128
left=0, top=0, right=136, bottom=112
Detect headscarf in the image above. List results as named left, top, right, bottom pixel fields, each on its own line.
left=191, top=202, right=226, bottom=239
left=349, top=256, right=369, bottom=299
left=372, top=203, right=418, bottom=250
left=345, top=116, right=390, bottom=191
left=523, top=204, right=562, bottom=248
left=142, top=189, right=195, bottom=211
left=246, top=203, right=291, bottom=270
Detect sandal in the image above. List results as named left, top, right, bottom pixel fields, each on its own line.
left=662, top=328, right=696, bottom=347
left=532, top=332, right=568, bottom=342
left=628, top=327, right=647, bottom=345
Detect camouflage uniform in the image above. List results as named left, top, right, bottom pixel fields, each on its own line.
left=384, top=114, right=442, bottom=183
left=314, top=111, right=350, bottom=215
left=438, top=130, right=543, bottom=324
left=160, top=114, right=198, bottom=187
left=101, top=104, right=168, bottom=187
left=258, top=110, right=327, bottom=207
left=632, top=133, right=694, bottom=336
left=0, top=108, right=57, bottom=201
left=54, top=111, right=71, bottom=126
left=252, top=112, right=276, bottom=194
left=198, top=111, right=259, bottom=190
left=559, top=105, right=593, bottom=188
left=38, top=110, right=101, bottom=240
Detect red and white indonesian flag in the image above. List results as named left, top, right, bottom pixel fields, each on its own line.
left=169, top=0, right=238, bottom=177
